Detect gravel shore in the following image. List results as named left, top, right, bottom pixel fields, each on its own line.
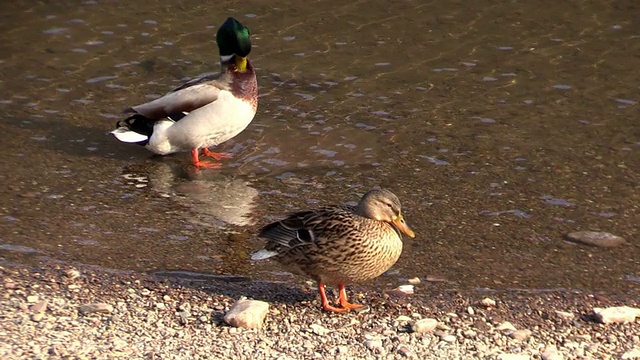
left=1, top=261, right=638, bottom=359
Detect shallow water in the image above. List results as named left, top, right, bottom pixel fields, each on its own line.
left=0, top=0, right=638, bottom=295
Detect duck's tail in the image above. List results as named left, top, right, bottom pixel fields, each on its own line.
left=111, top=114, right=155, bottom=145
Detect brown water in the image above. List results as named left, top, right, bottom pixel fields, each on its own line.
left=0, top=1, right=638, bottom=295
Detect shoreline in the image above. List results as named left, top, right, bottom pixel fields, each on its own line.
left=1, top=261, right=638, bottom=359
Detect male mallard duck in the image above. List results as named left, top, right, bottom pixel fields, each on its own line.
left=111, top=17, right=258, bottom=169
left=251, top=189, right=415, bottom=313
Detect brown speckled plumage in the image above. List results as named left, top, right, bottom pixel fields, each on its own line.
left=253, top=188, right=415, bottom=312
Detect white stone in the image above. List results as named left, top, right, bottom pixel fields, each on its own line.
left=621, top=348, right=640, bottom=359
left=411, top=318, right=438, bottom=334
left=498, top=354, right=530, bottom=360
left=223, top=299, right=269, bottom=329
left=541, top=345, right=563, bottom=360
left=593, top=306, right=640, bottom=324
left=480, top=298, right=496, bottom=307
left=363, top=339, right=383, bottom=351
left=496, top=321, right=517, bottom=332
left=510, top=329, right=532, bottom=341
left=309, top=323, right=329, bottom=336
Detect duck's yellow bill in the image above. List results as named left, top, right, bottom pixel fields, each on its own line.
left=393, top=214, right=415, bottom=238
left=235, top=56, right=247, bottom=72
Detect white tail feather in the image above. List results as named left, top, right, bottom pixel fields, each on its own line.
left=250, top=249, right=278, bottom=261
left=111, top=128, right=149, bottom=143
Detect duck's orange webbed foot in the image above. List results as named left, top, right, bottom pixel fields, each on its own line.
left=201, top=148, right=232, bottom=160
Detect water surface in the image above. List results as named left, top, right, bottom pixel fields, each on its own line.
left=0, top=0, right=638, bottom=295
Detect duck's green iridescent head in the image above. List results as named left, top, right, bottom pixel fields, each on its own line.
left=216, top=17, right=251, bottom=71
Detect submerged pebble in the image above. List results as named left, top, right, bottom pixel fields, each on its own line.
left=565, top=231, right=627, bottom=248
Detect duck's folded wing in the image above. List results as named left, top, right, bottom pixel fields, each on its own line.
left=258, top=212, right=317, bottom=250
left=125, top=74, right=227, bottom=119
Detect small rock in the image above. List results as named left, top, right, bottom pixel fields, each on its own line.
left=363, top=339, right=383, bottom=352
left=468, top=306, right=475, bottom=315
left=65, top=268, right=80, bottom=280
left=31, top=313, right=44, bottom=322
left=336, top=345, right=349, bottom=355
left=621, top=348, right=640, bottom=359
left=30, top=300, right=47, bottom=314
left=223, top=299, right=269, bottom=329
left=27, top=295, right=39, bottom=303
left=397, top=346, right=416, bottom=358
left=309, top=323, right=329, bottom=336
left=565, top=231, right=627, bottom=247
left=463, top=329, right=477, bottom=338
left=397, top=285, right=414, bottom=294
left=396, top=315, right=412, bottom=322
left=496, top=321, right=517, bottom=332
left=441, top=334, right=457, bottom=343
left=4, top=278, right=17, bottom=289
left=542, top=345, right=564, bottom=360
left=593, top=306, right=640, bottom=324
left=407, top=277, right=421, bottom=284
left=480, top=298, right=496, bottom=307
left=78, top=303, right=113, bottom=314
left=510, top=329, right=532, bottom=341
left=411, top=318, right=438, bottom=334
left=155, top=302, right=165, bottom=310
left=498, top=354, right=530, bottom=360
left=554, top=310, right=575, bottom=320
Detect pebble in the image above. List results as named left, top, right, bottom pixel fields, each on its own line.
left=363, top=339, right=383, bottom=352
left=4, top=278, right=17, bottom=289
left=223, top=299, right=269, bottom=329
left=467, top=306, right=475, bottom=315
left=621, top=348, right=640, bottom=359
left=78, top=303, right=114, bottom=314
left=408, top=277, right=421, bottom=284
left=480, top=298, right=496, bottom=307
left=541, top=345, right=563, bottom=360
left=27, top=295, right=39, bottom=303
left=440, top=334, right=457, bottom=343
left=397, top=285, right=414, bottom=294
left=412, top=318, right=439, bottom=334
left=64, top=268, right=80, bottom=279
left=496, top=321, right=517, bottom=332
left=565, top=231, right=627, bottom=247
left=510, top=329, right=533, bottom=341
left=593, top=306, right=640, bottom=324
left=30, top=300, right=47, bottom=314
left=463, top=329, right=477, bottom=339
left=554, top=310, right=574, bottom=320
left=309, top=323, right=329, bottom=336
left=398, top=345, right=416, bottom=358
left=498, top=354, right=530, bottom=360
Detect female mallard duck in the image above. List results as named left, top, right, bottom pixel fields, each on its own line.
left=251, top=189, right=415, bottom=313
left=111, top=17, right=258, bottom=169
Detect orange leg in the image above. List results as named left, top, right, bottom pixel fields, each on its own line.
left=191, top=149, right=222, bottom=169
left=201, top=148, right=232, bottom=160
left=338, top=284, right=364, bottom=310
left=318, top=283, right=349, bottom=313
